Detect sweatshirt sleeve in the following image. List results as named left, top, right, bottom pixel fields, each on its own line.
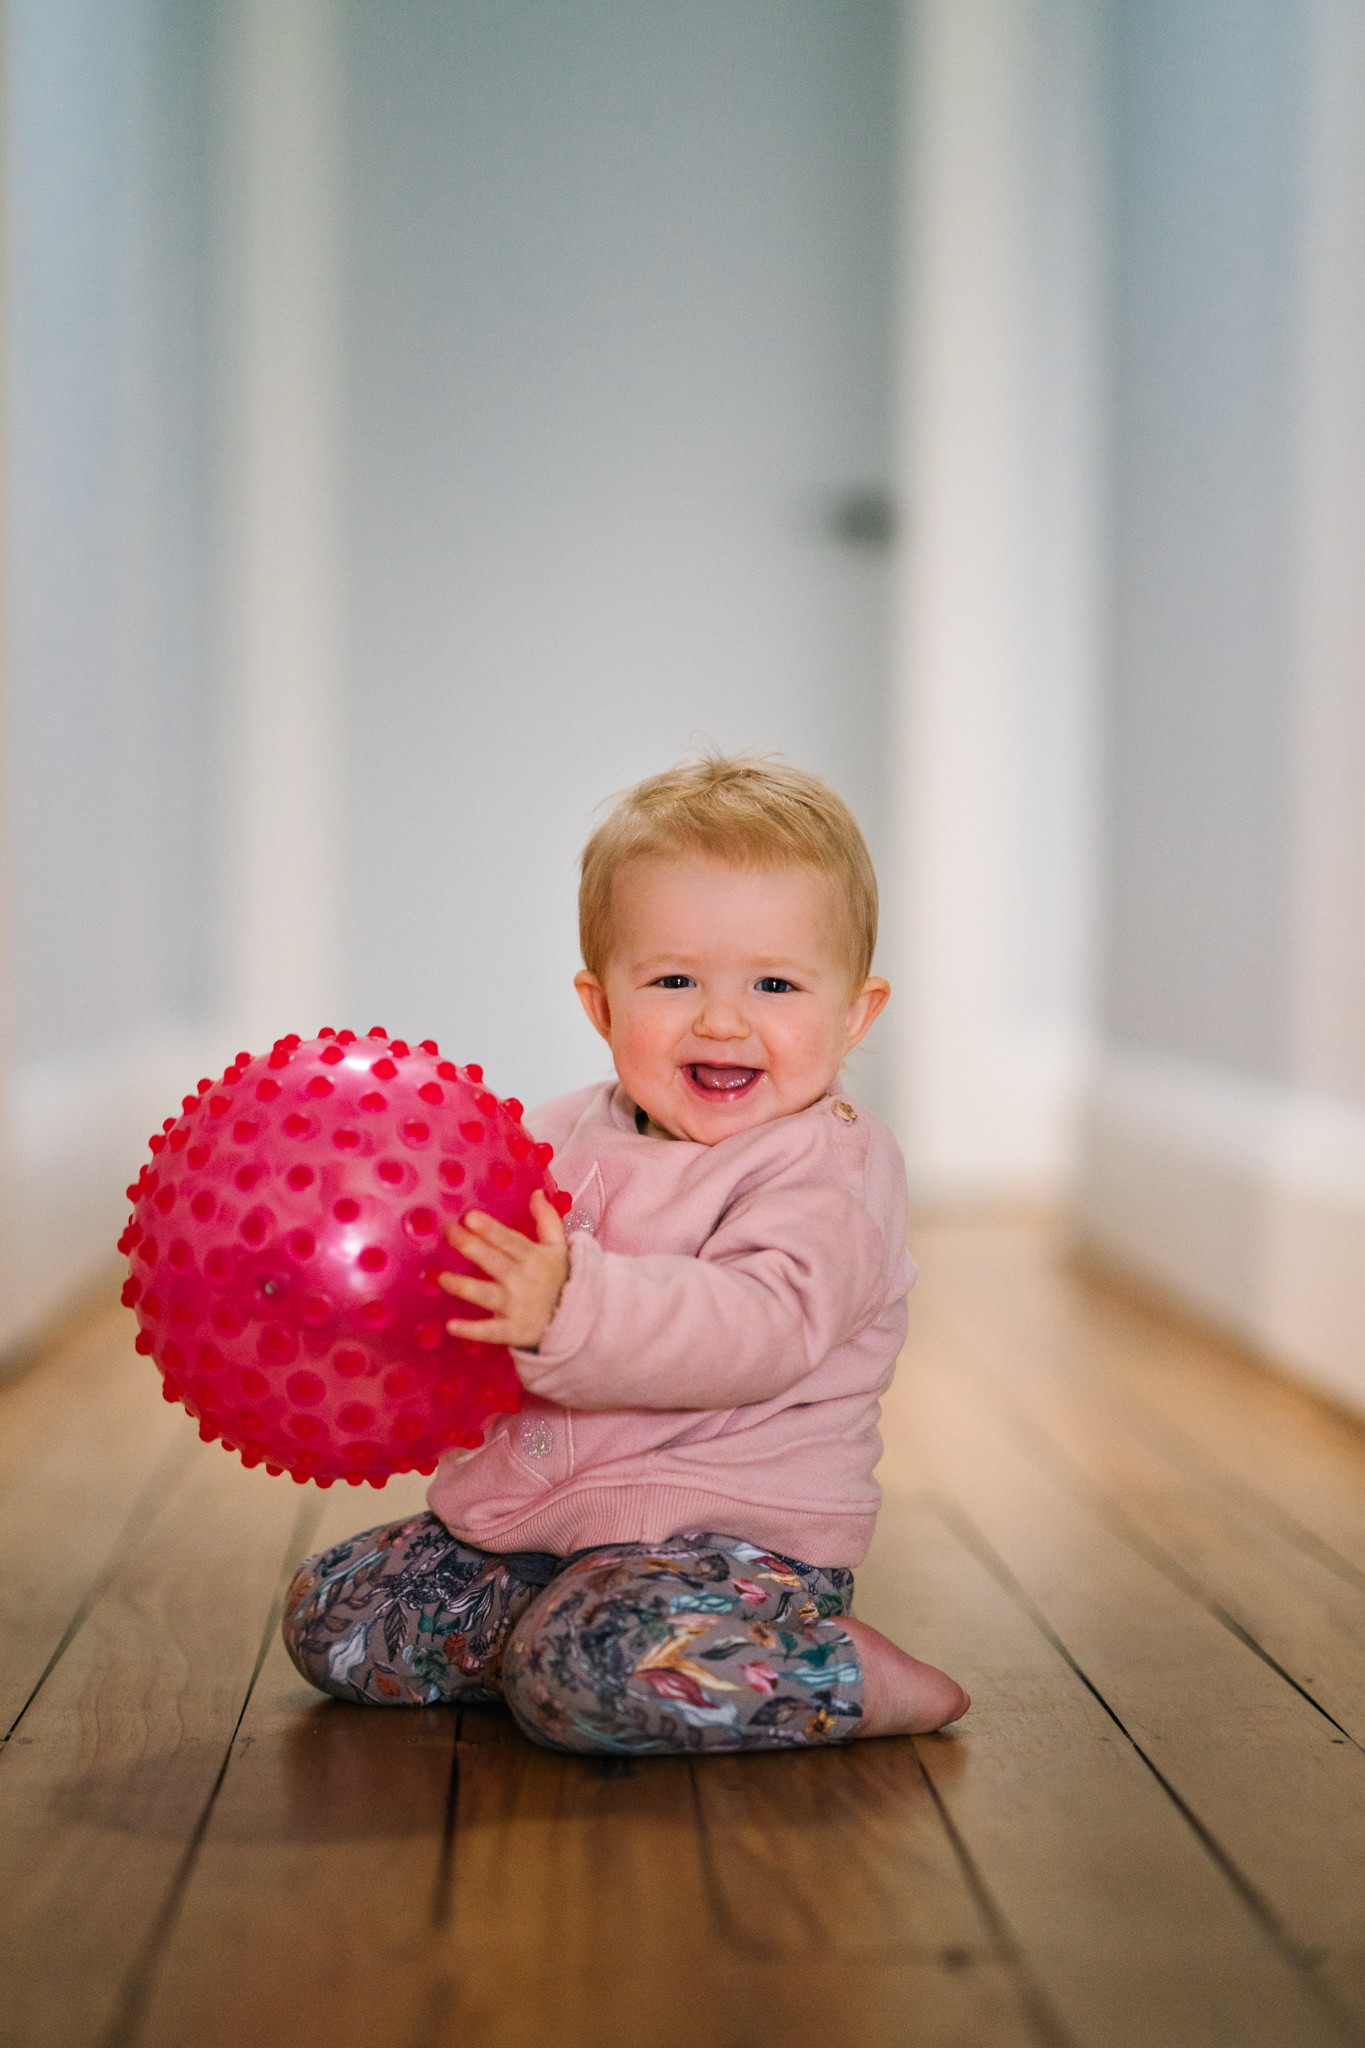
left=511, top=1167, right=892, bottom=1411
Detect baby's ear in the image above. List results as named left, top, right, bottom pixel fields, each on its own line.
left=845, top=976, right=890, bottom=1052
left=574, top=970, right=613, bottom=1042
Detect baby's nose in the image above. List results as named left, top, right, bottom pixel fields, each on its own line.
left=695, top=1013, right=749, bottom=1044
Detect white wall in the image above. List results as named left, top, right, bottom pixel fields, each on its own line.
left=0, top=0, right=230, bottom=1350
left=215, top=0, right=344, bottom=1050
left=888, top=0, right=1105, bottom=1204
left=889, top=0, right=1365, bottom=1432
left=1078, top=0, right=1365, bottom=1413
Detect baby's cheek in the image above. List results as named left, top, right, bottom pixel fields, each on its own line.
left=780, top=1015, right=846, bottom=1079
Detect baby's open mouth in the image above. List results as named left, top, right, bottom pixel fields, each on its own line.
left=685, top=1064, right=763, bottom=1099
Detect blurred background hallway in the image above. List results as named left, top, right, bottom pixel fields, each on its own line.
left=2, top=1, right=1363, bottom=1446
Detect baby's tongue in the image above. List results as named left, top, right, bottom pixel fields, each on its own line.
left=689, top=1064, right=761, bottom=1093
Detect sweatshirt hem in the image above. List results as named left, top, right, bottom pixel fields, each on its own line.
left=424, top=1480, right=876, bottom=1570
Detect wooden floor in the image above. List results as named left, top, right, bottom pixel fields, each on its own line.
left=5, top=1220, right=1365, bottom=2048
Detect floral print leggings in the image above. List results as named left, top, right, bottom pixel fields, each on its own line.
left=282, top=1512, right=864, bottom=1753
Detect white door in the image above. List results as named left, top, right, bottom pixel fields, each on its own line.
left=339, top=0, right=900, bottom=1113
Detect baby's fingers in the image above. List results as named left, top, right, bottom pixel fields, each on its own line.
left=462, top=1210, right=535, bottom=1259
left=437, top=1271, right=502, bottom=1311
left=445, top=1219, right=518, bottom=1278
left=530, top=1187, right=568, bottom=1246
left=444, top=1312, right=515, bottom=1345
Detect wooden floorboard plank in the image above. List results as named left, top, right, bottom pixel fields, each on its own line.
left=924, top=1223, right=1365, bottom=1585
left=438, top=1709, right=727, bottom=2048
left=441, top=1706, right=1039, bottom=2048
left=130, top=1477, right=457, bottom=2048
left=0, top=1302, right=134, bottom=1497
left=883, top=1344, right=1365, bottom=2042
left=690, top=1736, right=1043, bottom=2045
left=856, top=1492, right=1346, bottom=2048
left=691, top=1736, right=996, bottom=1961
left=928, top=1275, right=1365, bottom=1754
left=0, top=1309, right=193, bottom=1733
left=1081, top=1298, right=1365, bottom=1587
left=0, top=1447, right=310, bottom=2048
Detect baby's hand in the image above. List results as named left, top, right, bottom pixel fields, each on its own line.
left=439, top=1188, right=569, bottom=1350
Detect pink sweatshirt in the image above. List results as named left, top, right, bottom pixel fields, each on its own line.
left=426, top=1081, right=914, bottom=1566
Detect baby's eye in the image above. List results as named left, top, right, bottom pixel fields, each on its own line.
left=755, top=977, right=797, bottom=994
left=652, top=975, right=695, bottom=990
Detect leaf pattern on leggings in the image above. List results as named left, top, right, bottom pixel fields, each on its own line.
left=282, top=1515, right=862, bottom=1752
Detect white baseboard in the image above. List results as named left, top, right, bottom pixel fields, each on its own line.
left=1076, top=1048, right=1365, bottom=1417
left=896, top=1020, right=1093, bottom=1207
left=0, top=1031, right=237, bottom=1358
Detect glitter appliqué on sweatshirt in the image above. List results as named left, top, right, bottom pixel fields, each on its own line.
left=518, top=1415, right=555, bottom=1459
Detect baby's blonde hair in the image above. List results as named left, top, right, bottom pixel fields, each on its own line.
left=579, top=752, right=879, bottom=985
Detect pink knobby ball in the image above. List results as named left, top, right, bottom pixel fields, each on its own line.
left=117, top=1028, right=569, bottom=1488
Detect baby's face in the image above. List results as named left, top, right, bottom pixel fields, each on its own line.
left=574, top=855, right=888, bottom=1144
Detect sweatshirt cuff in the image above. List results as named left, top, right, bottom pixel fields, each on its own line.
left=511, top=1231, right=603, bottom=1395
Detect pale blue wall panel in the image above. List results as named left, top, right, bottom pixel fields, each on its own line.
left=6, top=0, right=221, bottom=1063
left=1103, top=0, right=1304, bottom=1079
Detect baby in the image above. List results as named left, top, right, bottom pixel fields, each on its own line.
left=282, top=755, right=969, bottom=1752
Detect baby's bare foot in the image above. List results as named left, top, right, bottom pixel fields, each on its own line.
left=843, top=1616, right=970, bottom=1737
